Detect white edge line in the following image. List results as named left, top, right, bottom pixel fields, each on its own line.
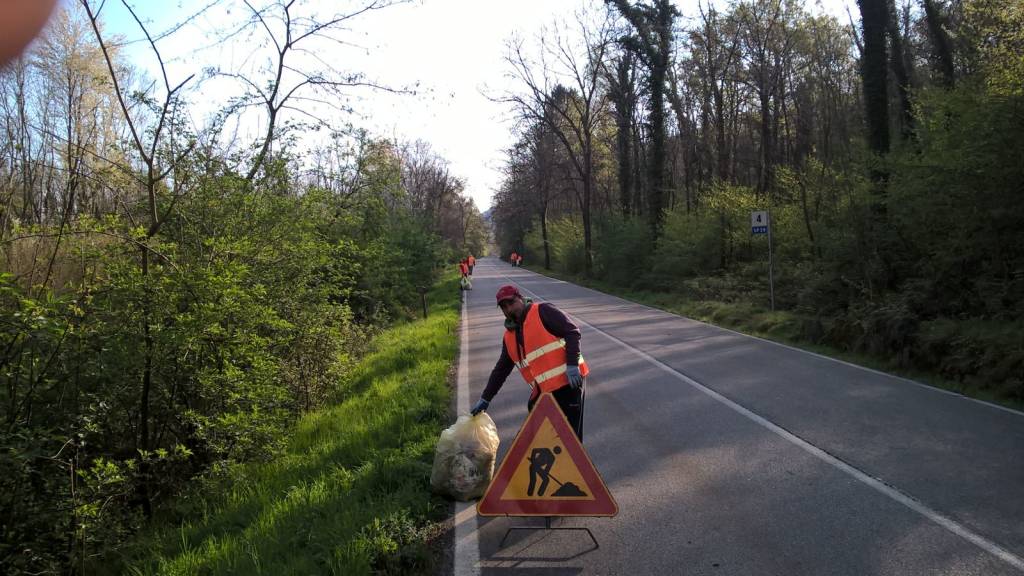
left=454, top=292, right=480, bottom=576
left=512, top=265, right=1024, bottom=419
left=508, top=275, right=1024, bottom=573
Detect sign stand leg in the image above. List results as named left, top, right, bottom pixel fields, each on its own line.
left=498, top=516, right=599, bottom=550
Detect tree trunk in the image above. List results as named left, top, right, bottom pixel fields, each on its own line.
left=583, top=133, right=594, bottom=276
left=758, top=86, right=773, bottom=195
left=798, top=175, right=818, bottom=259
left=858, top=0, right=891, bottom=160
left=613, top=57, right=634, bottom=216
left=648, top=65, right=667, bottom=234
left=887, top=0, right=915, bottom=139
left=921, top=0, right=955, bottom=88
left=541, top=204, right=551, bottom=270
left=714, top=84, right=729, bottom=182
left=138, top=246, right=153, bottom=517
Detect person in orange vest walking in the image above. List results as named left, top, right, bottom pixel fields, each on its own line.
left=458, top=259, right=469, bottom=278
left=515, top=253, right=523, bottom=267
left=467, top=254, right=476, bottom=275
left=509, top=251, right=518, bottom=267
left=471, top=285, right=589, bottom=440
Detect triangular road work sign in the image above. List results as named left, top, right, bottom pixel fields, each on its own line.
left=477, top=393, right=618, bottom=517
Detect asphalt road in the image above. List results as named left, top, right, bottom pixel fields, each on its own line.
left=453, top=257, right=1024, bottom=576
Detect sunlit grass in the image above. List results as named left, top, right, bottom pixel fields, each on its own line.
left=119, top=275, right=461, bottom=575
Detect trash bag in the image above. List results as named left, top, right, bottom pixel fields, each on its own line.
left=430, top=413, right=499, bottom=501
left=460, top=276, right=473, bottom=291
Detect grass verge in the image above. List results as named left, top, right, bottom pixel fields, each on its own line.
left=117, top=274, right=461, bottom=575
left=523, top=265, right=1024, bottom=413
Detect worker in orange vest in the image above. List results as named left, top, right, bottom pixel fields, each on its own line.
left=515, top=253, right=523, bottom=267
left=467, top=254, right=476, bottom=275
left=510, top=251, right=518, bottom=267
left=471, top=285, right=589, bottom=440
left=458, top=260, right=468, bottom=278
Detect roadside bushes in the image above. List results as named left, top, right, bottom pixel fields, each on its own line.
left=118, top=276, right=460, bottom=575
left=0, top=168, right=449, bottom=573
left=523, top=216, right=586, bottom=274
left=916, top=318, right=1024, bottom=401
left=594, top=215, right=651, bottom=288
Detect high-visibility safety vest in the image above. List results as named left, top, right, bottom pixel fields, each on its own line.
left=504, top=304, right=589, bottom=394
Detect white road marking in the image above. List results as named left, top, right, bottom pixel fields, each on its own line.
left=454, top=292, right=480, bottom=576
left=508, top=275, right=1024, bottom=573
left=520, top=265, right=1024, bottom=418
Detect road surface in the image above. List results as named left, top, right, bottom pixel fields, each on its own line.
left=453, top=257, right=1024, bottom=576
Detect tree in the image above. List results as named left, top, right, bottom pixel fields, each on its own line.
left=857, top=0, right=891, bottom=161
left=607, top=0, right=677, bottom=234
left=921, top=0, right=955, bottom=87
left=687, top=2, right=742, bottom=184
left=606, top=51, right=639, bottom=215
left=82, top=0, right=197, bottom=516
left=887, top=0, right=915, bottom=139
left=734, top=0, right=801, bottom=196
left=219, top=0, right=409, bottom=182
left=501, top=14, right=612, bottom=275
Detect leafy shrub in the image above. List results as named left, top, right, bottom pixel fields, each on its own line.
left=594, top=214, right=652, bottom=287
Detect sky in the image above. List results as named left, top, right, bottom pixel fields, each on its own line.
left=84, top=0, right=855, bottom=211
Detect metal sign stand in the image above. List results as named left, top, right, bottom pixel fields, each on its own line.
left=498, top=516, right=599, bottom=550
left=767, top=210, right=775, bottom=312
left=478, top=394, right=615, bottom=554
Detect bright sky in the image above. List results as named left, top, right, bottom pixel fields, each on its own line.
left=87, top=0, right=854, bottom=211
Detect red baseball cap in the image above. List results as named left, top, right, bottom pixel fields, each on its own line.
left=495, top=284, right=521, bottom=305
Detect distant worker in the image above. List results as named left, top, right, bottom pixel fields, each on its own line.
left=510, top=251, right=518, bottom=267
left=458, top=260, right=468, bottom=278
left=515, top=253, right=523, bottom=267
left=467, top=254, right=476, bottom=275
left=471, top=285, right=589, bottom=440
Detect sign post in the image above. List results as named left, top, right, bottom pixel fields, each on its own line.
left=751, top=211, right=775, bottom=311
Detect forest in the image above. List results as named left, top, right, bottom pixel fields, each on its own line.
left=2, top=0, right=1023, bottom=573
left=0, top=1, right=485, bottom=572
left=492, top=0, right=1023, bottom=409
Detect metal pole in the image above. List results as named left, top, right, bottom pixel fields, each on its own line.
left=767, top=210, right=775, bottom=312
left=421, top=291, right=428, bottom=319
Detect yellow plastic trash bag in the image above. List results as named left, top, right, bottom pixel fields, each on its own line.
left=430, top=413, right=499, bottom=501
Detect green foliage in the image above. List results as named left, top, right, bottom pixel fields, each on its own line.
left=888, top=83, right=1024, bottom=321
left=594, top=214, right=652, bottom=288
left=651, top=204, right=727, bottom=287
left=523, top=216, right=587, bottom=274
left=116, top=275, right=459, bottom=576
left=957, top=0, right=1024, bottom=96
left=0, top=151, right=451, bottom=573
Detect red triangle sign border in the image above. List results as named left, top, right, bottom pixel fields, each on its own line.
left=477, top=393, right=618, bottom=517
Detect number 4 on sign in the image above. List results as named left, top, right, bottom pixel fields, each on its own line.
left=751, top=211, right=769, bottom=235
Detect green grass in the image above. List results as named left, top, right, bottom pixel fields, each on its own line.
left=524, top=265, right=1024, bottom=412
left=118, top=275, right=461, bottom=576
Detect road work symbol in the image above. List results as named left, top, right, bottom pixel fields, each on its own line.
left=478, top=393, right=617, bottom=517
left=528, top=446, right=588, bottom=497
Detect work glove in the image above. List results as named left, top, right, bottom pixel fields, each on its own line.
left=566, top=365, right=583, bottom=390
left=470, top=398, right=489, bottom=416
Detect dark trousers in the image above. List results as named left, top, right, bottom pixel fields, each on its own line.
left=529, top=382, right=585, bottom=441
